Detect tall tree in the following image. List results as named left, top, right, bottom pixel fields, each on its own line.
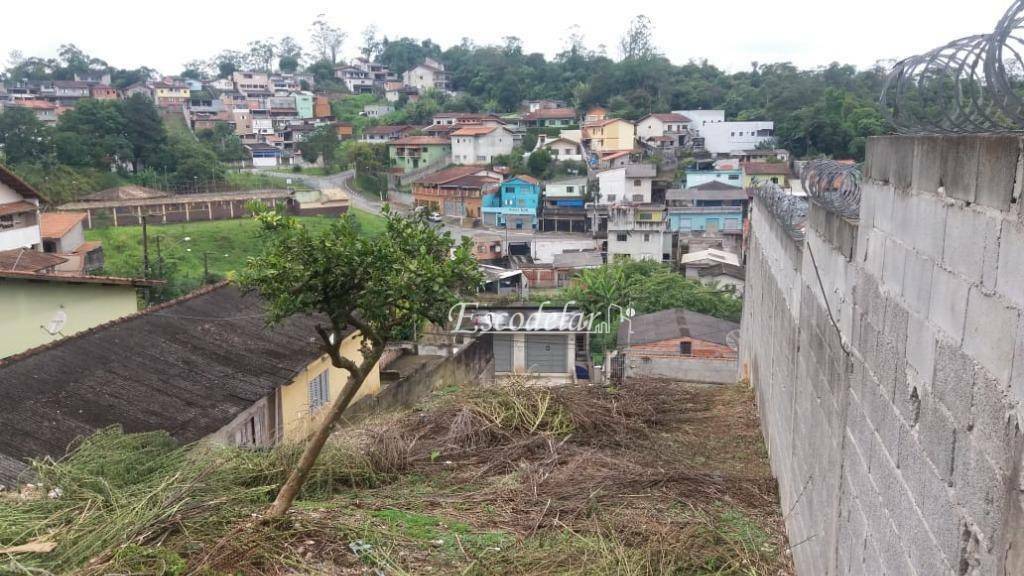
left=246, top=40, right=276, bottom=72
left=310, top=15, right=346, bottom=64
left=360, top=26, right=383, bottom=60
left=0, top=107, right=52, bottom=164
left=120, top=93, right=168, bottom=172
left=239, top=207, right=481, bottom=518
left=619, top=15, right=658, bottom=61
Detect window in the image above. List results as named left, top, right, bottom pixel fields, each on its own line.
left=679, top=341, right=693, bottom=355
left=643, top=233, right=651, bottom=242
left=638, top=212, right=652, bottom=220
left=616, top=233, right=628, bottom=242
left=728, top=174, right=739, bottom=180
left=606, top=194, right=616, bottom=202
left=633, top=179, right=642, bottom=187
left=633, top=194, right=644, bottom=202
left=566, top=186, right=574, bottom=193
left=308, top=370, right=329, bottom=412
left=0, top=215, right=14, bottom=229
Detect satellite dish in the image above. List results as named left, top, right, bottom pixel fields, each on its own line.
left=726, top=329, right=741, bottom=352
left=43, top=306, right=67, bottom=336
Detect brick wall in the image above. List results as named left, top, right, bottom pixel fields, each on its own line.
left=741, top=135, right=1024, bottom=575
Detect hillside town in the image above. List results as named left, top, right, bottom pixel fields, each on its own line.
left=3, top=4, right=1024, bottom=575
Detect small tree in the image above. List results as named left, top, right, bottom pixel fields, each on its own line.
left=239, top=206, right=481, bottom=518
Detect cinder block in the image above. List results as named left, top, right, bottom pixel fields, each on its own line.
left=975, top=135, right=1020, bottom=211
left=874, top=185, right=897, bottom=236
left=907, top=312, right=937, bottom=385
left=903, top=251, right=934, bottom=316
left=954, top=437, right=1008, bottom=547
left=929, top=266, right=970, bottom=343
left=882, top=237, right=907, bottom=296
left=891, top=136, right=915, bottom=190
left=996, top=220, right=1024, bottom=309
left=971, top=367, right=1020, bottom=473
left=897, top=428, right=962, bottom=569
left=908, top=193, right=948, bottom=261
left=943, top=204, right=995, bottom=282
left=913, top=135, right=945, bottom=195
left=933, top=341, right=976, bottom=430
left=917, top=391, right=957, bottom=482
left=866, top=136, right=893, bottom=182
left=963, top=288, right=1019, bottom=386
left=941, top=136, right=980, bottom=203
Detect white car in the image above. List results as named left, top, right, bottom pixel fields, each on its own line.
left=427, top=212, right=443, bottom=223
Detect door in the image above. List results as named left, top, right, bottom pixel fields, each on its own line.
left=525, top=334, right=568, bottom=374
left=494, top=334, right=513, bottom=373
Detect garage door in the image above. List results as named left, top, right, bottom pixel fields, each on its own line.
left=494, top=334, right=513, bottom=373
left=525, top=334, right=568, bottom=374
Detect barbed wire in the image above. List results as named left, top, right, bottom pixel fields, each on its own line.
left=801, top=160, right=862, bottom=219
left=754, top=182, right=807, bottom=241
left=880, top=1, right=1024, bottom=133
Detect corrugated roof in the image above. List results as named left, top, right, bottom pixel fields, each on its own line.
left=0, top=283, right=348, bottom=483
left=618, top=308, right=739, bottom=348
left=415, top=165, right=492, bottom=186
left=0, top=201, right=37, bottom=217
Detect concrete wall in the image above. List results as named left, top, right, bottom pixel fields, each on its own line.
left=740, top=135, right=1024, bottom=575
left=0, top=279, right=139, bottom=358
left=624, top=353, right=736, bottom=384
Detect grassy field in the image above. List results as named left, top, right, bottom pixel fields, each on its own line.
left=85, top=209, right=385, bottom=294
left=0, top=379, right=790, bottom=575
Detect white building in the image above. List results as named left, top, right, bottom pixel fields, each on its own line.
left=595, top=164, right=656, bottom=205
left=451, top=125, right=515, bottom=165
left=699, top=121, right=775, bottom=155
left=402, top=58, right=450, bottom=93
left=606, top=204, right=672, bottom=263
left=533, top=135, right=583, bottom=162
left=0, top=166, right=43, bottom=252
left=336, top=67, right=374, bottom=94
left=363, top=104, right=394, bottom=118
left=674, top=109, right=726, bottom=131
left=636, top=113, right=690, bottom=148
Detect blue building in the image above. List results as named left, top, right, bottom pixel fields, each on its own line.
left=666, top=183, right=747, bottom=234
left=482, top=175, right=542, bottom=229
left=684, top=169, right=743, bottom=189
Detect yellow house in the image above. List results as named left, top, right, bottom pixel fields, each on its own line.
left=583, top=118, right=636, bottom=153
left=0, top=252, right=154, bottom=358
left=277, top=329, right=382, bottom=440
left=741, top=162, right=791, bottom=189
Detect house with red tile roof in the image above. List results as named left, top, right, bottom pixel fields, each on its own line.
left=411, top=165, right=502, bottom=220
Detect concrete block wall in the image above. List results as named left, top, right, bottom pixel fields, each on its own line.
left=741, top=135, right=1024, bottom=575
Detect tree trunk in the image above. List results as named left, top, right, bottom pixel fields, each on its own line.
left=264, top=346, right=383, bottom=519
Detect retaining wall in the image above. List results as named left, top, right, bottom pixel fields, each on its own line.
left=740, top=135, right=1024, bottom=575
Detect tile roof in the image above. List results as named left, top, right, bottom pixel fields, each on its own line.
left=0, top=249, right=66, bottom=272
left=618, top=308, right=739, bottom=348
left=741, top=162, right=791, bottom=176
left=0, top=269, right=160, bottom=286
left=81, top=185, right=170, bottom=202
left=363, top=124, right=415, bottom=135
left=0, top=283, right=348, bottom=484
left=523, top=108, right=577, bottom=121
left=391, top=136, right=451, bottom=146
left=451, top=125, right=498, bottom=137
left=0, top=201, right=37, bottom=217
left=39, top=212, right=86, bottom=239
left=416, top=165, right=498, bottom=186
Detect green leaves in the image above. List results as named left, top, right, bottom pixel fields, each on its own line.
left=238, top=205, right=482, bottom=347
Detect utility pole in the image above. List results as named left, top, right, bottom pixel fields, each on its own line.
left=203, top=252, right=210, bottom=285
left=141, top=215, right=150, bottom=279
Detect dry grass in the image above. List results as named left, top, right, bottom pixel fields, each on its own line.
left=1, top=380, right=792, bottom=576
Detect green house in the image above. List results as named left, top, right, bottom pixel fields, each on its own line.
left=388, top=136, right=451, bottom=173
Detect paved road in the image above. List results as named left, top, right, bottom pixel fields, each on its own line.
left=261, top=167, right=592, bottom=242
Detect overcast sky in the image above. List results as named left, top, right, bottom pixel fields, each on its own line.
left=1, top=0, right=1015, bottom=75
